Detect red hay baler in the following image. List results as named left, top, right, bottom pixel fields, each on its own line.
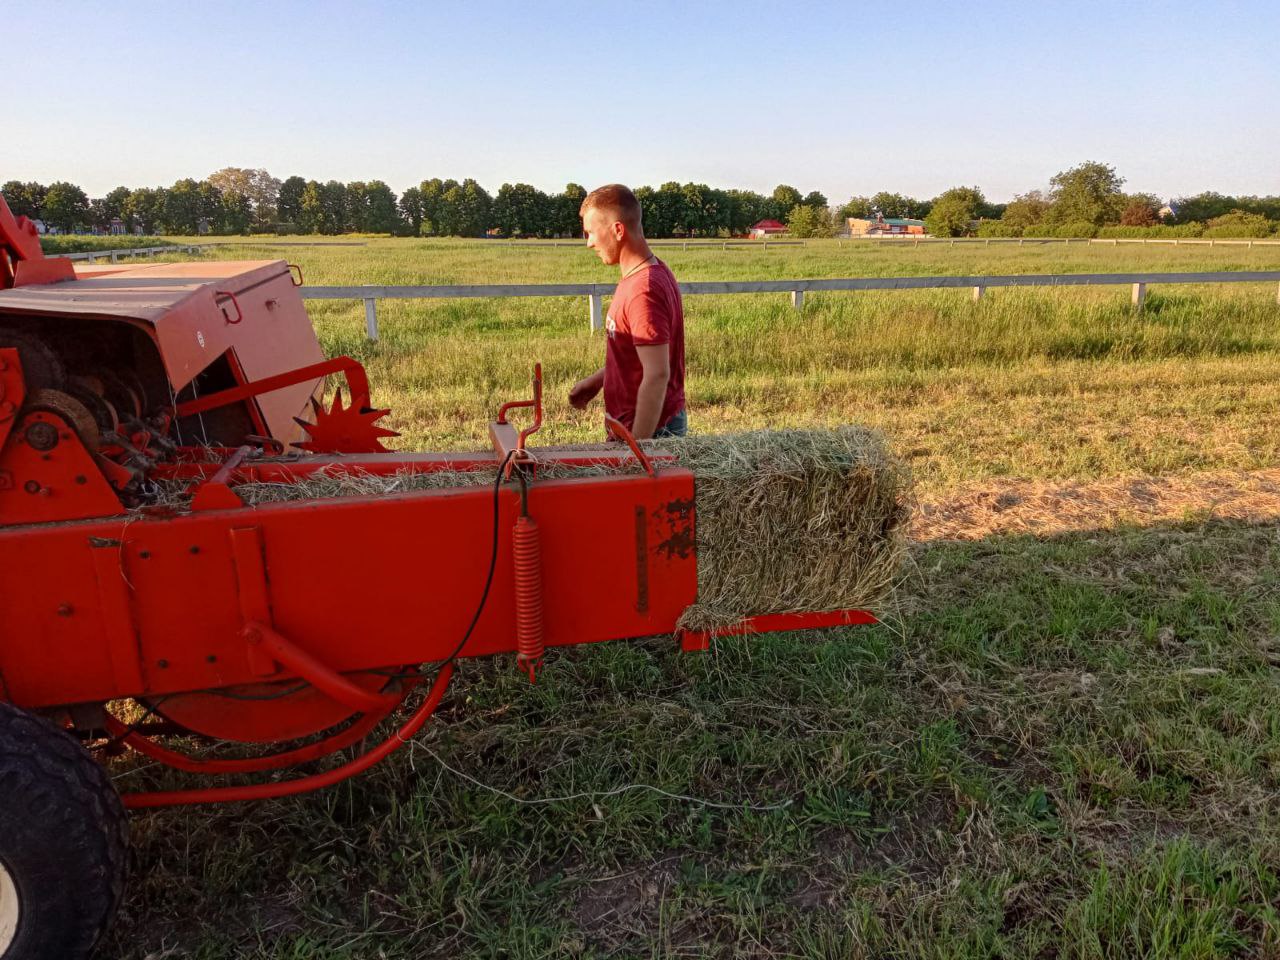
left=0, top=194, right=875, bottom=959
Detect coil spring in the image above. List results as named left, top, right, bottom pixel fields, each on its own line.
left=512, top=514, right=544, bottom=682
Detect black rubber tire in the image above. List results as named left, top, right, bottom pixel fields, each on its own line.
left=0, top=701, right=128, bottom=960
left=0, top=328, right=65, bottom=393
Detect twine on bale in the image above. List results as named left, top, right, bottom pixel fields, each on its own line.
left=157, top=428, right=910, bottom=628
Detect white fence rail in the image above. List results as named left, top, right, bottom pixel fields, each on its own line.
left=840, top=236, right=1280, bottom=248
left=301, top=270, right=1280, bottom=340
left=506, top=239, right=806, bottom=249
left=49, top=235, right=1280, bottom=265
left=59, top=244, right=210, bottom=263
left=54, top=239, right=370, bottom=263
left=504, top=237, right=1280, bottom=249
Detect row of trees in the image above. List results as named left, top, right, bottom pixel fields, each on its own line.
left=936, top=163, right=1280, bottom=239
left=6, top=164, right=1279, bottom=239
left=2, top=172, right=833, bottom=238
left=296, top=179, right=836, bottom=239
left=3, top=170, right=283, bottom=236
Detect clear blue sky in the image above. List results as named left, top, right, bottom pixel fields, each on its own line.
left=7, top=0, right=1277, bottom=204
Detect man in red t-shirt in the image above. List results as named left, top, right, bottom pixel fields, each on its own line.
left=568, top=184, right=686, bottom=438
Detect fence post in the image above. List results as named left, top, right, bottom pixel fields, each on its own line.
left=791, top=289, right=804, bottom=310
left=588, top=293, right=604, bottom=332
left=85, top=252, right=96, bottom=264
left=1131, top=282, right=1147, bottom=311
left=1275, top=281, right=1279, bottom=306
left=364, top=298, right=379, bottom=341
left=972, top=286, right=984, bottom=302
left=110, top=251, right=118, bottom=263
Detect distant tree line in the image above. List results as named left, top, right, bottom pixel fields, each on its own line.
left=964, top=162, right=1280, bottom=239
left=3, top=172, right=827, bottom=239
left=6, top=163, right=1279, bottom=240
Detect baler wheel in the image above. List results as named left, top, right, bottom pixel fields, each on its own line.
left=92, top=367, right=144, bottom=419
left=113, top=368, right=151, bottom=417
left=0, top=327, right=65, bottom=392
left=0, top=701, right=128, bottom=960
left=23, top=389, right=102, bottom=452
left=66, top=376, right=120, bottom=434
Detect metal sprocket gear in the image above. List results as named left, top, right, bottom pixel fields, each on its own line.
left=292, top=388, right=399, bottom=453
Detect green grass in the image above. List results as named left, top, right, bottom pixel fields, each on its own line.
left=182, top=237, right=1280, bottom=496
left=103, top=240, right=1280, bottom=958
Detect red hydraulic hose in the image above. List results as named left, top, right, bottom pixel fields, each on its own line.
left=103, top=697, right=399, bottom=776
left=122, top=663, right=454, bottom=809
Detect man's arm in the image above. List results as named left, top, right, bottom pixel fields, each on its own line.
left=568, top=367, right=605, bottom=409
left=631, top=344, right=671, bottom=439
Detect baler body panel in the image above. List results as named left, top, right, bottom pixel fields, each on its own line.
left=0, top=469, right=698, bottom=709
left=0, top=260, right=323, bottom=447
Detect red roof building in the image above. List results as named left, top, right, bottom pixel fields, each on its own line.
left=749, top=219, right=787, bottom=238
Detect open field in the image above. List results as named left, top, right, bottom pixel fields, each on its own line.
left=106, top=240, right=1280, bottom=958
left=189, top=237, right=1280, bottom=494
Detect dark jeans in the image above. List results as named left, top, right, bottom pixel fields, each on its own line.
left=655, top=407, right=688, bottom=438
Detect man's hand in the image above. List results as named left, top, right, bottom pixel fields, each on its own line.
left=569, top=368, right=605, bottom=410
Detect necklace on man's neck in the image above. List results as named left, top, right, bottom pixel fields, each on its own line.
left=620, top=254, right=656, bottom=280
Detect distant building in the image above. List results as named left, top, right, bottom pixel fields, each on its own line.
left=749, top=219, right=787, bottom=238
left=848, top=215, right=927, bottom=236
left=109, top=217, right=126, bottom=236
left=1158, top=204, right=1176, bottom=221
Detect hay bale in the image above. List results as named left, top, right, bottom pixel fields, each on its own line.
left=653, top=428, right=909, bottom=630
left=190, top=428, right=909, bottom=629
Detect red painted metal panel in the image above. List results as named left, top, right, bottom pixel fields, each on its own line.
left=0, top=411, right=124, bottom=524
left=0, top=468, right=698, bottom=710
left=678, top=609, right=880, bottom=652
left=0, top=260, right=325, bottom=448
left=0, top=348, right=25, bottom=458
left=11, top=258, right=76, bottom=287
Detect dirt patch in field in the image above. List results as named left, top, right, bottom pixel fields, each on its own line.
left=914, top=467, right=1280, bottom=541
left=573, top=855, right=682, bottom=929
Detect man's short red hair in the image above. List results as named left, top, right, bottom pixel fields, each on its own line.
left=580, top=183, right=643, bottom=229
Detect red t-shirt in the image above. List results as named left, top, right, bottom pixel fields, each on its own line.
left=604, top=259, right=686, bottom=431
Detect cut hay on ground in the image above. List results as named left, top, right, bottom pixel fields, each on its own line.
left=914, top=467, right=1280, bottom=542
left=201, top=428, right=911, bottom=631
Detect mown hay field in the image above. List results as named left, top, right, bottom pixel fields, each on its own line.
left=108, top=239, right=1280, bottom=958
